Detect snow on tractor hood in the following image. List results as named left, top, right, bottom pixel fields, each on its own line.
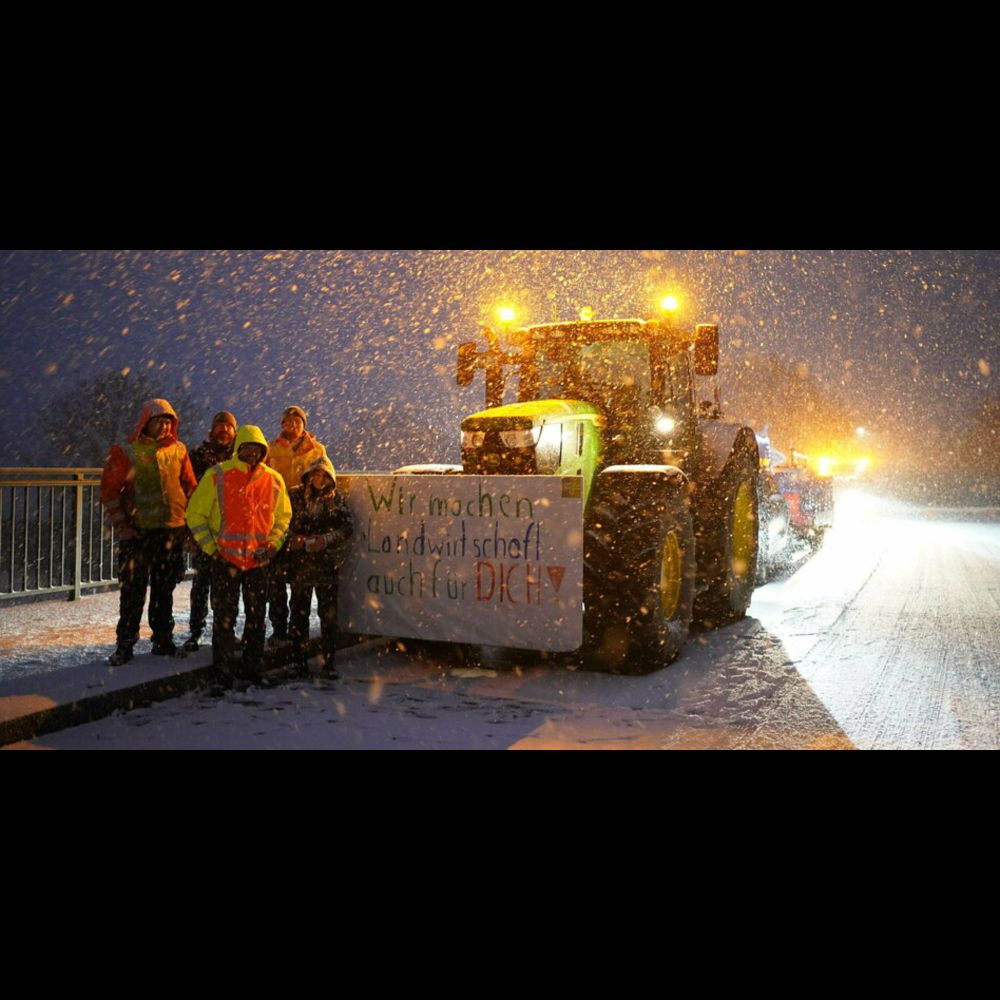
left=462, top=399, right=605, bottom=431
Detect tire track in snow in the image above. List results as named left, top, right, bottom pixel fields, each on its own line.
left=793, top=517, right=1000, bottom=749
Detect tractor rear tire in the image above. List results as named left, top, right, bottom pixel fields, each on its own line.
left=693, top=435, right=759, bottom=629
left=583, top=480, right=695, bottom=674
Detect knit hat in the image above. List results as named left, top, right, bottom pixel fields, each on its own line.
left=283, top=405, right=307, bottom=425
left=212, top=411, right=238, bottom=431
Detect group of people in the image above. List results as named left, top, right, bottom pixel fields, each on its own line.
left=99, top=401, right=353, bottom=682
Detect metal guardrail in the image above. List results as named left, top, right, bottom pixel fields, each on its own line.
left=0, top=467, right=118, bottom=601
left=0, top=466, right=376, bottom=604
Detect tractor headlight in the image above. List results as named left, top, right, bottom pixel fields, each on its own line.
left=500, top=427, right=541, bottom=449
left=461, top=430, right=485, bottom=449
left=652, top=407, right=680, bottom=437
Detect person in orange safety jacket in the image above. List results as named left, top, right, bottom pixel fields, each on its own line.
left=100, top=398, right=198, bottom=666
left=185, top=424, right=291, bottom=679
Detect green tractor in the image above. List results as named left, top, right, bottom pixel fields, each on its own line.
left=406, top=316, right=759, bottom=673
left=397, top=318, right=759, bottom=673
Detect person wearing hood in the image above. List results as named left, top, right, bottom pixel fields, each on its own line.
left=182, top=410, right=238, bottom=652
left=100, top=398, right=198, bottom=666
left=185, top=425, right=291, bottom=680
left=266, top=405, right=329, bottom=644
left=285, top=456, right=353, bottom=678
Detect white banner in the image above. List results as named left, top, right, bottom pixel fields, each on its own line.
left=337, top=475, right=584, bottom=651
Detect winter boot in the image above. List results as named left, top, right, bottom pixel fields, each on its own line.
left=290, top=647, right=310, bottom=676
left=182, top=633, right=201, bottom=653
left=240, top=654, right=263, bottom=682
left=108, top=645, right=134, bottom=666
left=151, top=638, right=186, bottom=658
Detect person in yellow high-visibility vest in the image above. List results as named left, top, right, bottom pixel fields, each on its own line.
left=185, top=424, right=291, bottom=680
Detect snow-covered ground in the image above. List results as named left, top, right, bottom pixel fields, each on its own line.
left=1, top=587, right=149, bottom=683
left=6, top=488, right=1000, bottom=749
left=751, top=489, right=1000, bottom=749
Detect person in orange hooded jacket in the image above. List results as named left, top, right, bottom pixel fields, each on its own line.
left=266, top=405, right=328, bottom=643
left=100, top=398, right=198, bottom=665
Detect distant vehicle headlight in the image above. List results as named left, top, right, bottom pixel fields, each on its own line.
left=461, top=430, right=486, bottom=449
left=654, top=415, right=677, bottom=436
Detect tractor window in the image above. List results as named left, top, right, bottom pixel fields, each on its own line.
left=665, top=352, right=692, bottom=406
left=576, top=341, right=651, bottom=426
left=528, top=343, right=580, bottom=400
left=578, top=341, right=651, bottom=396
left=521, top=338, right=658, bottom=424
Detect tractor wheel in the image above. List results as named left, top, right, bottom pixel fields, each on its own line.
left=583, top=480, right=696, bottom=674
left=693, top=436, right=759, bottom=629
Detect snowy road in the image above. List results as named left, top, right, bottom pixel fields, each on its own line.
left=752, top=491, right=1000, bottom=749
left=18, top=489, right=1000, bottom=750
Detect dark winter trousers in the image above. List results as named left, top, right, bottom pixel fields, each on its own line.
left=289, top=581, right=339, bottom=663
left=116, top=528, right=186, bottom=648
left=211, top=560, right=268, bottom=677
left=267, top=561, right=289, bottom=636
left=189, top=549, right=213, bottom=636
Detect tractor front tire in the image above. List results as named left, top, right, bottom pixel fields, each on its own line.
left=583, top=479, right=695, bottom=674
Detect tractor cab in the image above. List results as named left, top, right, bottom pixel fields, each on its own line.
left=457, top=318, right=719, bottom=502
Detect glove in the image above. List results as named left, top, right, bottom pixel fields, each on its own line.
left=304, top=534, right=327, bottom=553
left=253, top=543, right=278, bottom=565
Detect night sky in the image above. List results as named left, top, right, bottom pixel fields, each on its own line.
left=1, top=249, right=996, bottom=475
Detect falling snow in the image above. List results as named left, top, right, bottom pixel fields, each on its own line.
left=2, top=250, right=999, bottom=749
left=0, top=250, right=996, bottom=494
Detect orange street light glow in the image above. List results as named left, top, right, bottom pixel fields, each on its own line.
left=497, top=306, right=516, bottom=324
left=659, top=295, right=680, bottom=313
